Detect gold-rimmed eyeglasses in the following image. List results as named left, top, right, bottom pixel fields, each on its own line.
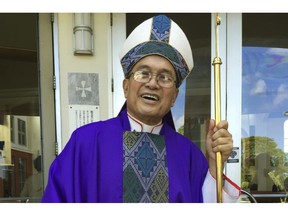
left=131, top=70, right=176, bottom=88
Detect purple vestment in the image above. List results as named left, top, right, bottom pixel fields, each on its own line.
left=42, top=108, right=208, bottom=203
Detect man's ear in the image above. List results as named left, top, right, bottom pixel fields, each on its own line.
left=171, top=88, right=179, bottom=107
left=123, top=79, right=129, bottom=98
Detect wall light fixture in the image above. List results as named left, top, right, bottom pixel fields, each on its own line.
left=73, top=13, right=94, bottom=55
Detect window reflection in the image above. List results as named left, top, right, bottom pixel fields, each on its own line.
left=127, top=13, right=211, bottom=152
left=0, top=14, right=43, bottom=203
left=241, top=47, right=288, bottom=202
left=285, top=120, right=288, bottom=154
left=242, top=14, right=288, bottom=202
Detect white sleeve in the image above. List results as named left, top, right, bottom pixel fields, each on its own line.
left=202, top=171, right=241, bottom=203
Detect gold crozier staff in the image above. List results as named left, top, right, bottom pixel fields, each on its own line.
left=212, top=13, right=223, bottom=203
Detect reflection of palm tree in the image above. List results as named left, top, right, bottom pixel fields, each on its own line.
left=268, top=171, right=287, bottom=203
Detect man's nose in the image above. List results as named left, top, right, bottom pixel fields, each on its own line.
left=146, top=74, right=160, bottom=87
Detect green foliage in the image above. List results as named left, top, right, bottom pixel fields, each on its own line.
left=241, top=136, right=288, bottom=202
left=268, top=171, right=288, bottom=203
left=177, top=125, right=184, bottom=135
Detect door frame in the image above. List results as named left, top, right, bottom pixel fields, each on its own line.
left=38, top=13, right=57, bottom=187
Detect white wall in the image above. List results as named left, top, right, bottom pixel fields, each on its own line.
left=55, top=13, right=113, bottom=149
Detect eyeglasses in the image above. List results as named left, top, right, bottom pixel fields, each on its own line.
left=131, top=70, right=176, bottom=88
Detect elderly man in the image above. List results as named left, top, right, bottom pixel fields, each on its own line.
left=42, top=14, right=240, bottom=203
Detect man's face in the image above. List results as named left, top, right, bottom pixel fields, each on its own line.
left=123, top=55, right=179, bottom=125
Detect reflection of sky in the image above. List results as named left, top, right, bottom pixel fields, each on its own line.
left=171, top=80, right=186, bottom=131
left=242, top=47, right=288, bottom=151
left=171, top=47, right=288, bottom=151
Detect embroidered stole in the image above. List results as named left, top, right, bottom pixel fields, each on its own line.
left=123, top=131, right=169, bottom=202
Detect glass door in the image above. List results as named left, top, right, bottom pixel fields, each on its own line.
left=0, top=13, right=43, bottom=203
left=125, top=13, right=212, bottom=151
left=241, top=13, right=288, bottom=203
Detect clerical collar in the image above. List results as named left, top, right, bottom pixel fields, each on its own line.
left=127, top=112, right=163, bottom=134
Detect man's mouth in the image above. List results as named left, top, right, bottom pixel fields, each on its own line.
left=141, top=94, right=159, bottom=101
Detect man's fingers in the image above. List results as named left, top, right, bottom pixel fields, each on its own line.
left=215, top=120, right=229, bottom=131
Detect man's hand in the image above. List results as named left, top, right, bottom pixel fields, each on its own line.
left=206, top=119, right=233, bottom=178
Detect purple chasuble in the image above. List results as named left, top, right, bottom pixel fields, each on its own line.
left=41, top=108, right=208, bottom=203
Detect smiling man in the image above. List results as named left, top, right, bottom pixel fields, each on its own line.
left=42, top=14, right=240, bottom=203
left=123, top=55, right=179, bottom=125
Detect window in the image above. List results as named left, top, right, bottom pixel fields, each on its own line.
left=17, top=118, right=26, bottom=146
left=18, top=157, right=27, bottom=193
left=10, top=116, right=15, bottom=143
left=0, top=13, right=43, bottom=203
left=241, top=13, right=288, bottom=203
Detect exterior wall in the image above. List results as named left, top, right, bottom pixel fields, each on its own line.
left=56, top=13, right=113, bottom=148
left=0, top=116, right=11, bottom=165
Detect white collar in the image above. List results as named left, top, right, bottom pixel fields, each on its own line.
left=127, top=112, right=163, bottom=134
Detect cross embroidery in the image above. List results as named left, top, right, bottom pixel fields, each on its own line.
left=76, top=80, right=92, bottom=98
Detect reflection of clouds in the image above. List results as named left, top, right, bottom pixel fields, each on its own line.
left=273, top=84, right=288, bottom=106
left=255, top=71, right=262, bottom=78
left=250, top=79, right=267, bottom=95
left=242, top=47, right=288, bottom=151
left=173, top=115, right=184, bottom=131
left=266, top=47, right=288, bottom=55
left=265, top=48, right=288, bottom=69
